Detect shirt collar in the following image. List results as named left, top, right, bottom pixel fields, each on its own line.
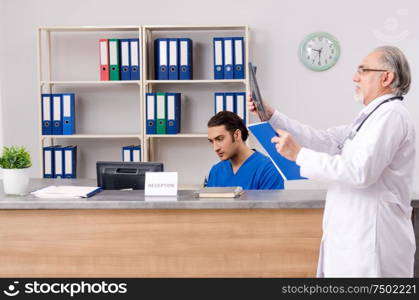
left=360, top=93, right=395, bottom=116
left=228, top=150, right=257, bottom=175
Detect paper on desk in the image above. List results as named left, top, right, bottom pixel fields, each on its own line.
left=31, top=185, right=102, bottom=198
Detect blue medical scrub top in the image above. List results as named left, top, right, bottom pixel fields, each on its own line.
left=207, top=150, right=284, bottom=190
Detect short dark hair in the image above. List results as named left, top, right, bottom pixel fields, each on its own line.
left=207, top=111, right=248, bottom=141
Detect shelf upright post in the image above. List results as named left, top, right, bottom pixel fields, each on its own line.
left=37, top=27, right=44, bottom=177
left=244, top=25, right=250, bottom=127
left=142, top=26, right=149, bottom=162
left=137, top=25, right=144, bottom=162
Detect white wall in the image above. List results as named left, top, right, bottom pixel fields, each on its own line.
left=0, top=0, right=418, bottom=190
left=0, top=0, right=4, bottom=172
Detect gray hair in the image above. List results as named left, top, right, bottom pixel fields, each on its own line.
left=374, top=46, right=411, bottom=96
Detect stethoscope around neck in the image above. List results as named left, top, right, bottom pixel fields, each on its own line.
left=337, top=96, right=404, bottom=150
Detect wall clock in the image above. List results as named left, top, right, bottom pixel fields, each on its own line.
left=299, top=32, right=340, bottom=71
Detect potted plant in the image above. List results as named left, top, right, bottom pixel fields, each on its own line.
left=0, top=146, right=32, bottom=195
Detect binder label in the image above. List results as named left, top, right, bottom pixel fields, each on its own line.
left=53, top=96, right=61, bottom=121
left=55, top=150, right=63, bottom=176
left=65, top=150, right=72, bottom=174
left=216, top=94, right=223, bottom=113
left=63, top=95, right=71, bottom=117
left=123, top=149, right=131, bottom=162
left=180, top=41, right=188, bottom=65
left=224, top=39, right=233, bottom=65
left=109, top=41, right=118, bottom=65
left=157, top=94, right=165, bottom=119
left=44, top=150, right=52, bottom=175
left=121, top=41, right=129, bottom=66
left=169, top=40, right=177, bottom=65
left=235, top=39, right=243, bottom=64
left=226, top=95, right=234, bottom=112
left=131, top=41, right=138, bottom=65
left=215, top=40, right=222, bottom=66
left=159, top=40, right=167, bottom=65
left=100, top=41, right=108, bottom=65
left=167, top=95, right=175, bottom=119
left=43, top=96, right=51, bottom=121
left=236, top=94, right=245, bottom=119
left=133, top=149, right=140, bottom=162
left=147, top=95, right=155, bottom=119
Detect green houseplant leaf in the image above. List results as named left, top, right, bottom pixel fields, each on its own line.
left=0, top=146, right=32, bottom=169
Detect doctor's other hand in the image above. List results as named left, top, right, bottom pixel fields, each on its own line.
left=271, top=128, right=301, bottom=162
left=247, top=95, right=274, bottom=121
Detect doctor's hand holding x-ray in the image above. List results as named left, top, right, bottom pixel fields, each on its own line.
left=249, top=46, right=416, bottom=278
left=248, top=93, right=302, bottom=162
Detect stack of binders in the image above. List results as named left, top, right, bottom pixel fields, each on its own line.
left=154, top=38, right=193, bottom=80
left=43, top=145, right=77, bottom=178
left=41, top=93, right=75, bottom=135
left=214, top=92, right=246, bottom=124
left=213, top=37, right=245, bottom=80
left=99, top=38, right=140, bottom=81
left=146, top=93, right=181, bottom=134
left=122, top=145, right=141, bottom=162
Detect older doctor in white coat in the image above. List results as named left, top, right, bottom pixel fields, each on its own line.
left=249, top=46, right=416, bottom=277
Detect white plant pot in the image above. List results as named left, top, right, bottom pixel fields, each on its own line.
left=2, top=168, right=30, bottom=195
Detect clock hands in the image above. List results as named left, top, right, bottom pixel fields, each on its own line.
left=312, top=48, right=323, bottom=62
left=301, top=33, right=339, bottom=70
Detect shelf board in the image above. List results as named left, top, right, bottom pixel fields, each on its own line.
left=38, top=26, right=141, bottom=32
left=41, top=80, right=141, bottom=86
left=146, top=133, right=208, bottom=138
left=42, top=134, right=141, bottom=139
left=143, top=25, right=248, bottom=31
left=39, top=25, right=247, bottom=32
left=145, top=79, right=246, bottom=85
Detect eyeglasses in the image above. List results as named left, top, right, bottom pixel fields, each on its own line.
left=357, top=67, right=389, bottom=74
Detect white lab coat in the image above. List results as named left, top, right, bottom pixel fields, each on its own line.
left=269, top=94, right=416, bottom=277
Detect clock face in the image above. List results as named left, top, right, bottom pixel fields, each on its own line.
left=299, top=32, right=340, bottom=71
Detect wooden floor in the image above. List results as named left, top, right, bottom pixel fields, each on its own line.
left=0, top=209, right=323, bottom=277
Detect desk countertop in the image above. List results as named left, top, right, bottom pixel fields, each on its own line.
left=0, top=178, right=417, bottom=210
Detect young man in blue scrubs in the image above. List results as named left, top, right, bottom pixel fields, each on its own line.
left=206, top=111, right=284, bottom=190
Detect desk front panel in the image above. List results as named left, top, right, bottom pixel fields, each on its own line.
left=0, top=209, right=323, bottom=277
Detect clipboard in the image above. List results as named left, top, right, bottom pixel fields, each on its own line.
left=248, top=121, right=306, bottom=180
left=248, top=62, right=269, bottom=121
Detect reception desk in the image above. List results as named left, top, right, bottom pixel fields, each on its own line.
left=0, top=179, right=417, bottom=278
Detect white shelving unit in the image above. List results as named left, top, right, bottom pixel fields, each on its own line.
left=142, top=25, right=250, bottom=162
left=37, top=26, right=143, bottom=178
left=37, top=25, right=250, bottom=179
